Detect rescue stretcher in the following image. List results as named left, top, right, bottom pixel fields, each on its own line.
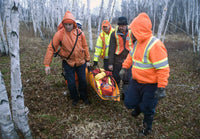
left=86, top=67, right=120, bottom=102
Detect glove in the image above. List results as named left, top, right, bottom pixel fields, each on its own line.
left=93, top=61, right=98, bottom=67
left=86, top=62, right=90, bottom=67
left=155, top=88, right=166, bottom=100
left=95, top=72, right=106, bottom=80
left=45, top=67, right=51, bottom=75
left=119, top=68, right=126, bottom=79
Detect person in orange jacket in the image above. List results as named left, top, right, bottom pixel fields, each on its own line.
left=44, top=11, right=91, bottom=106
left=119, top=13, right=170, bottom=136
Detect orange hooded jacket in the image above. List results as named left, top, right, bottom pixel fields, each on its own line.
left=44, top=11, right=90, bottom=67
left=122, top=13, right=170, bottom=88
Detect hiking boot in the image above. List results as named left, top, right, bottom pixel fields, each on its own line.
left=131, top=109, right=141, bottom=117
left=139, top=128, right=152, bottom=136
left=84, top=99, right=91, bottom=105
left=72, top=100, right=78, bottom=106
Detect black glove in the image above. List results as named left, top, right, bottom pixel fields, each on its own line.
left=119, top=68, right=127, bottom=79
left=155, top=88, right=166, bottom=100
left=93, top=61, right=98, bottom=67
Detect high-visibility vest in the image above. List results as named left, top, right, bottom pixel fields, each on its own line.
left=115, top=26, right=133, bottom=55
left=130, top=36, right=169, bottom=70
left=94, top=29, right=114, bottom=61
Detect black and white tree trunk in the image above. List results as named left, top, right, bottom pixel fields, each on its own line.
left=4, top=0, right=11, bottom=52
left=96, top=0, right=104, bottom=38
left=109, top=0, right=116, bottom=24
left=87, top=0, right=93, bottom=51
left=157, top=0, right=169, bottom=39
left=0, top=17, right=9, bottom=55
left=162, top=0, right=175, bottom=43
left=105, top=0, right=113, bottom=20
left=0, top=72, right=19, bottom=139
left=10, top=1, right=32, bottom=138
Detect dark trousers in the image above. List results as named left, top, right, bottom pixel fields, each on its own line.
left=103, top=59, right=109, bottom=71
left=113, top=64, right=132, bottom=86
left=124, top=79, right=158, bottom=129
left=62, top=60, right=87, bottom=101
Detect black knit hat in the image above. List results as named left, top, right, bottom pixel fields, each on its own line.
left=118, top=16, right=128, bottom=25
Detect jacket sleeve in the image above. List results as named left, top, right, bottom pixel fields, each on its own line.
left=108, top=32, right=116, bottom=65
left=44, top=31, right=62, bottom=66
left=122, top=53, right=132, bottom=69
left=93, top=35, right=103, bottom=62
left=81, top=32, right=90, bottom=62
left=150, top=41, right=170, bottom=88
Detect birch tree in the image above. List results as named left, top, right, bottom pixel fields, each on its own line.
left=87, top=0, right=93, bottom=51
left=96, top=0, right=104, bottom=38
left=4, top=0, right=11, bottom=51
left=0, top=18, right=9, bottom=55
left=109, top=0, right=116, bottom=24
left=0, top=72, right=19, bottom=138
left=162, top=0, right=175, bottom=42
left=157, top=0, right=169, bottom=39
left=104, top=0, right=113, bottom=20
left=10, top=1, right=32, bottom=138
left=198, top=28, right=200, bottom=52
left=191, top=0, right=196, bottom=53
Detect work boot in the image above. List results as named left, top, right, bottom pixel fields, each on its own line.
left=131, top=109, right=141, bottom=117
left=139, top=127, right=152, bottom=136
left=131, top=107, right=141, bottom=117
left=72, top=100, right=78, bottom=106
left=84, top=99, right=91, bottom=105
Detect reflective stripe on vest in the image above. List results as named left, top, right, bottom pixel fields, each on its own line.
left=115, top=26, right=133, bottom=55
left=130, top=36, right=169, bottom=69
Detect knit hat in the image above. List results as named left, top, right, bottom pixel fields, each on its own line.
left=118, top=16, right=128, bottom=25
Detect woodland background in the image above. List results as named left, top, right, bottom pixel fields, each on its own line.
left=0, top=0, right=200, bottom=138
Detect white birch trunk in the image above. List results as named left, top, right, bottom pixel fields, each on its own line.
left=162, top=0, right=175, bottom=43
left=198, top=27, right=200, bottom=52
left=152, top=0, right=157, bottom=34
left=157, top=0, right=169, bottom=39
left=97, top=0, right=104, bottom=38
left=183, top=0, right=190, bottom=34
left=105, top=0, right=113, bottom=20
left=109, top=0, right=116, bottom=24
left=87, top=0, right=93, bottom=51
left=195, top=0, right=199, bottom=33
left=0, top=18, right=9, bottom=55
left=10, top=1, right=32, bottom=138
left=191, top=0, right=196, bottom=53
left=5, top=0, right=11, bottom=52
left=0, top=72, right=19, bottom=139
left=30, top=0, right=37, bottom=36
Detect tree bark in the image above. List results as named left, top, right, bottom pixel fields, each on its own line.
left=10, top=1, right=32, bottom=138
left=162, top=0, right=175, bottom=43
left=109, top=0, right=116, bottom=24
left=0, top=72, right=19, bottom=139
left=105, top=0, right=113, bottom=20
left=4, top=0, right=11, bottom=53
left=87, top=0, right=93, bottom=51
left=0, top=18, right=9, bottom=55
left=157, top=0, right=169, bottom=39
left=96, top=0, right=104, bottom=38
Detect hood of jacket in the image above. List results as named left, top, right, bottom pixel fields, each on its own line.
left=129, top=13, right=152, bottom=43
left=62, top=10, right=77, bottom=29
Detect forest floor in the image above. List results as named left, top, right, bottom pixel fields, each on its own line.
left=0, top=29, right=200, bottom=138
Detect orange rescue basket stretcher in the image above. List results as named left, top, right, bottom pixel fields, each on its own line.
left=86, top=68, right=120, bottom=102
